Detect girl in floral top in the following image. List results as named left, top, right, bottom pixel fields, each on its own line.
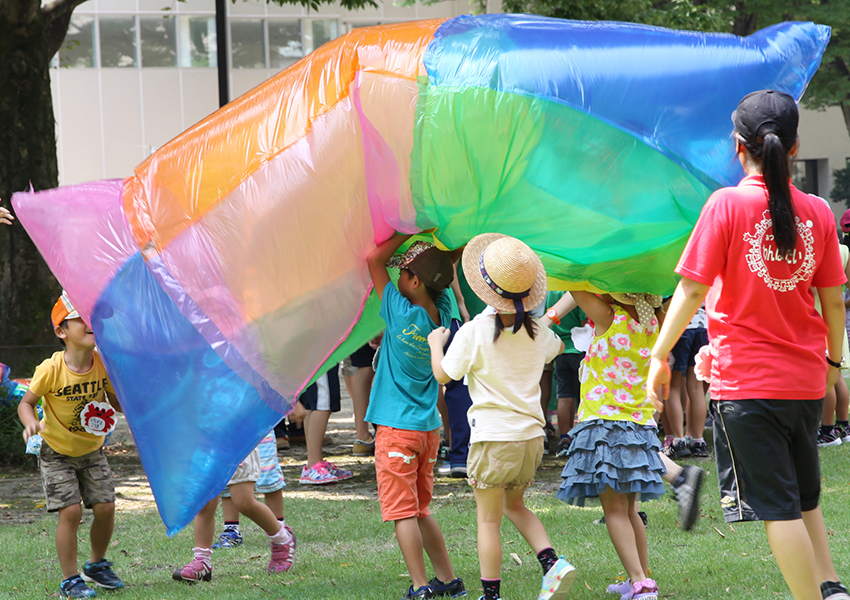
left=556, top=291, right=665, bottom=600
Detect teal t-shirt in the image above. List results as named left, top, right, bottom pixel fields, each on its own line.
left=545, top=291, right=586, bottom=354
left=366, top=282, right=452, bottom=431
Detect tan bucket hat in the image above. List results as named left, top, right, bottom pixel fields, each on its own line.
left=462, top=234, right=546, bottom=330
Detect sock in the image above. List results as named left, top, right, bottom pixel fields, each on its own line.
left=673, top=437, right=686, bottom=445
left=268, top=520, right=293, bottom=545
left=672, top=470, right=687, bottom=488
left=537, top=547, right=558, bottom=574
left=481, top=578, right=501, bottom=600
left=223, top=520, right=240, bottom=533
left=821, top=425, right=835, bottom=434
left=559, top=434, right=570, bottom=441
left=691, top=437, right=705, bottom=444
left=277, top=517, right=285, bottom=523
left=837, top=420, right=849, bottom=429
left=192, top=547, right=213, bottom=569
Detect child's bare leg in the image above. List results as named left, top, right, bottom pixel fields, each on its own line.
left=304, top=409, right=331, bottom=467
left=437, top=387, right=451, bottom=448
left=764, top=519, right=820, bottom=600
left=801, top=507, right=840, bottom=584
left=502, top=486, right=551, bottom=553
left=419, top=515, right=456, bottom=583
left=228, top=482, right=279, bottom=534
left=395, top=517, right=429, bottom=589
left=194, top=498, right=219, bottom=548
left=666, top=371, right=685, bottom=439
left=627, top=495, right=649, bottom=576
left=835, top=376, right=849, bottom=422
left=346, top=367, right=374, bottom=442
left=659, top=451, right=682, bottom=484
left=599, top=487, right=647, bottom=583
left=473, top=487, right=504, bottom=579
left=221, top=496, right=238, bottom=521
left=264, top=490, right=284, bottom=520
left=685, top=368, right=708, bottom=439
left=89, top=501, right=115, bottom=563
left=558, top=397, right=576, bottom=435
left=57, top=503, right=83, bottom=578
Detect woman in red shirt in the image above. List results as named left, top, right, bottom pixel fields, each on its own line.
left=647, top=90, right=849, bottom=600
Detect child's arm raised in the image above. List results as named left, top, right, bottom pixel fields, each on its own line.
left=571, top=291, right=615, bottom=335
left=427, top=327, right=453, bottom=384
left=540, top=292, right=578, bottom=329
left=106, top=390, right=124, bottom=413
left=17, top=390, right=44, bottom=443
left=366, top=233, right=412, bottom=301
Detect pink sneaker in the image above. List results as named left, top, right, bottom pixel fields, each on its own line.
left=172, top=557, right=212, bottom=583
left=268, top=526, right=296, bottom=573
left=299, top=462, right=338, bottom=485
left=626, top=579, right=658, bottom=600
left=321, top=460, right=353, bottom=481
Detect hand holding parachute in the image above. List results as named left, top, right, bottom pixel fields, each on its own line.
left=12, top=15, right=830, bottom=533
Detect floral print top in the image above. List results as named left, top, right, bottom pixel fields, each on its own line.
left=576, top=305, right=658, bottom=426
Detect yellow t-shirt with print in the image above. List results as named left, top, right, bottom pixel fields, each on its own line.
left=28, top=351, right=116, bottom=457
left=576, top=305, right=658, bottom=426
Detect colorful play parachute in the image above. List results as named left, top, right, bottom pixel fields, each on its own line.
left=13, top=14, right=829, bottom=533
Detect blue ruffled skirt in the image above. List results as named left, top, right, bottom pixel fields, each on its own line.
left=556, top=419, right=666, bottom=506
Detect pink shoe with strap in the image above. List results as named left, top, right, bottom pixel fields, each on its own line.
left=268, top=526, right=296, bottom=573
left=626, top=578, right=658, bottom=600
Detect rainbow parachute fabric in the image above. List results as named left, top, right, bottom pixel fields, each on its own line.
left=13, top=15, right=829, bottom=534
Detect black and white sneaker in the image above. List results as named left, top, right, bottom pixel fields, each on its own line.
left=821, top=580, right=850, bottom=600
left=817, top=427, right=843, bottom=448
left=663, top=439, right=692, bottom=460
left=688, top=439, right=709, bottom=458
left=672, top=465, right=704, bottom=531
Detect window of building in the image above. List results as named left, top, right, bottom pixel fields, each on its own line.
left=100, top=16, right=137, bottom=67
left=792, top=159, right=820, bottom=196
left=59, top=14, right=96, bottom=68
left=303, top=20, right=338, bottom=54
left=231, top=19, right=265, bottom=69
left=140, top=16, right=177, bottom=67
left=179, top=16, right=217, bottom=68
left=268, top=20, right=302, bottom=70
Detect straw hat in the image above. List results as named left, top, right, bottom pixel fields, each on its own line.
left=462, top=233, right=547, bottom=315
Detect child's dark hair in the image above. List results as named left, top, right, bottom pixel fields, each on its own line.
left=494, top=312, right=537, bottom=342
left=423, top=285, right=442, bottom=302
left=740, top=129, right=797, bottom=257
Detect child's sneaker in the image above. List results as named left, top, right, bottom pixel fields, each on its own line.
left=818, top=427, right=843, bottom=447
left=838, top=424, right=850, bottom=444
left=403, top=584, right=435, bottom=599
left=268, top=526, right=297, bottom=573
left=663, top=439, right=692, bottom=460
left=672, top=464, right=704, bottom=531
left=81, top=559, right=124, bottom=590
left=353, top=437, right=375, bottom=456
left=688, top=439, right=709, bottom=458
left=606, top=579, right=631, bottom=596
left=321, top=460, right=354, bottom=481
left=556, top=436, right=572, bottom=457
left=299, top=462, right=338, bottom=484
left=538, top=557, right=577, bottom=600
left=172, top=557, right=212, bottom=583
left=60, top=575, right=96, bottom=598
left=822, top=580, right=850, bottom=600
left=625, top=578, right=658, bottom=600
left=211, top=528, right=243, bottom=549
left=429, top=577, right=467, bottom=597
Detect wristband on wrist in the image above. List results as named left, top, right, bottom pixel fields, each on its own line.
left=827, top=355, right=844, bottom=368
left=546, top=308, right=560, bottom=325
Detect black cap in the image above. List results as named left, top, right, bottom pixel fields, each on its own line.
left=733, top=89, right=798, bottom=149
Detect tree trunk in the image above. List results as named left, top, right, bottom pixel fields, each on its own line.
left=0, top=3, right=62, bottom=375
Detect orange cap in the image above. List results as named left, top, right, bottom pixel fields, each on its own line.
left=51, top=291, right=80, bottom=328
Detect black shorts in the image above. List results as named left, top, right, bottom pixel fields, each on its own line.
left=349, top=343, right=377, bottom=368
left=553, top=352, right=585, bottom=400
left=670, top=328, right=708, bottom=372
left=298, top=366, right=341, bottom=412
left=712, top=398, right=822, bottom=523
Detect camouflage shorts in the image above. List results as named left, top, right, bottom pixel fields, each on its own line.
left=39, top=444, right=115, bottom=512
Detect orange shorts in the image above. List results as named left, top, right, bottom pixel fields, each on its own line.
left=374, top=426, right=440, bottom=522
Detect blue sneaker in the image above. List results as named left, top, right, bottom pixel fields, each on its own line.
left=429, top=577, right=467, bottom=597
left=211, top=528, right=243, bottom=549
left=81, top=559, right=124, bottom=590
left=403, top=585, right=435, bottom=599
left=538, top=557, right=577, bottom=600
left=60, top=575, right=96, bottom=598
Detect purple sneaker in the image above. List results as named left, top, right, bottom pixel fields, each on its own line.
left=321, top=460, right=353, bottom=481
left=606, top=579, right=631, bottom=596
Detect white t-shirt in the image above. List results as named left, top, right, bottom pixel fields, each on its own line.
left=441, top=314, right=563, bottom=443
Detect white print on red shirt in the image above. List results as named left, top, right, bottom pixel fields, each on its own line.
left=743, top=210, right=816, bottom=292
left=80, top=400, right=117, bottom=436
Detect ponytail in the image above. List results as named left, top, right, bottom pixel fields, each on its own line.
left=741, top=130, right=796, bottom=257
left=761, top=132, right=796, bottom=257
left=494, top=312, right=537, bottom=342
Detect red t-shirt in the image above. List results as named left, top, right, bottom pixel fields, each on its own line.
left=677, top=175, right=846, bottom=400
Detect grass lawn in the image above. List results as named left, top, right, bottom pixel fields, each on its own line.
left=1, top=447, right=849, bottom=600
